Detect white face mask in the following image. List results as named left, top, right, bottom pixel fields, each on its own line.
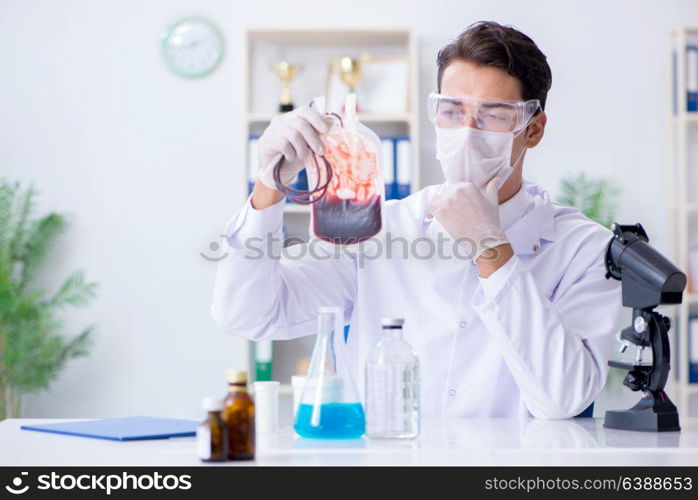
left=434, top=126, right=526, bottom=189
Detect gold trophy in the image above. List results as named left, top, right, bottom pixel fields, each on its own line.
left=329, top=55, right=368, bottom=112
left=337, top=57, right=363, bottom=93
left=272, top=61, right=301, bottom=112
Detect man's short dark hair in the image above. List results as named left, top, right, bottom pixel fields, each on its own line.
left=436, top=21, right=552, bottom=110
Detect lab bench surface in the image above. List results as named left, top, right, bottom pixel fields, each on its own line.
left=1, top=417, right=698, bottom=466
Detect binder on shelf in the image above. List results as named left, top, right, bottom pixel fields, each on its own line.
left=672, top=45, right=698, bottom=113
left=284, top=171, right=298, bottom=205
left=283, top=167, right=308, bottom=205
left=395, top=137, right=411, bottom=200
left=247, top=136, right=260, bottom=196
left=688, top=45, right=698, bottom=112
left=690, top=316, right=698, bottom=384
left=294, top=169, right=309, bottom=199
left=673, top=50, right=678, bottom=115
left=381, top=138, right=396, bottom=200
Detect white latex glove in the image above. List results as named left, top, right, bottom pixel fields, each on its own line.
left=424, top=178, right=508, bottom=260
left=257, top=105, right=330, bottom=190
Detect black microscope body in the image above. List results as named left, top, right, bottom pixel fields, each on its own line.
left=603, top=223, right=687, bottom=432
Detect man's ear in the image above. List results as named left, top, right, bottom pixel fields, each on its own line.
left=525, top=111, right=547, bottom=148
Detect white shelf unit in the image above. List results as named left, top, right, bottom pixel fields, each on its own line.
left=241, top=27, right=420, bottom=384
left=669, top=27, right=698, bottom=417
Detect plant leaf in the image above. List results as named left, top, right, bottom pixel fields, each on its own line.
left=46, top=271, right=98, bottom=309
left=18, top=213, right=68, bottom=290
left=557, top=172, right=620, bottom=229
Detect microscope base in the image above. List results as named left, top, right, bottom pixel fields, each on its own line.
left=604, top=396, right=680, bottom=432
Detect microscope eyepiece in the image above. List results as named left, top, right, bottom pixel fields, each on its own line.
left=605, top=223, right=686, bottom=309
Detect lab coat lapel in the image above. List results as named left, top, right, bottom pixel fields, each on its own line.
left=504, top=188, right=556, bottom=255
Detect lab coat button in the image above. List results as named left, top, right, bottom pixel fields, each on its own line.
left=459, top=321, right=467, bottom=328
left=448, top=388, right=456, bottom=397
left=533, top=244, right=540, bottom=252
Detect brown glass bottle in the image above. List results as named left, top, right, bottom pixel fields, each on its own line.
left=223, top=370, right=255, bottom=460
left=196, top=397, right=228, bottom=462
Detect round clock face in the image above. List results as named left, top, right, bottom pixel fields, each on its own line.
left=160, top=18, right=224, bottom=78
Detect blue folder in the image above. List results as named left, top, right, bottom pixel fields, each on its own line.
left=20, top=416, right=199, bottom=441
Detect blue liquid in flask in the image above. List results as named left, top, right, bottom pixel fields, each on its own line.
left=294, top=402, right=366, bottom=439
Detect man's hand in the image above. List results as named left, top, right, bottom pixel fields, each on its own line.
left=424, top=178, right=513, bottom=277
left=252, top=104, right=329, bottom=210
left=257, top=105, right=328, bottom=187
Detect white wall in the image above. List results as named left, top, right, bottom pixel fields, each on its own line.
left=1, top=0, right=696, bottom=418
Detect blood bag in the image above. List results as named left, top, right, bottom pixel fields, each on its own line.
left=274, top=94, right=384, bottom=245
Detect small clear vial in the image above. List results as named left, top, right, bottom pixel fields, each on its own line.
left=365, top=318, right=420, bottom=439
left=196, top=397, right=228, bottom=462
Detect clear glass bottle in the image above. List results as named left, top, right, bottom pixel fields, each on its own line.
left=293, top=306, right=365, bottom=439
left=223, top=370, right=255, bottom=460
left=365, top=318, right=420, bottom=439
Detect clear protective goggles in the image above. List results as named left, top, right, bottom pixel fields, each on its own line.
left=427, top=92, right=541, bottom=133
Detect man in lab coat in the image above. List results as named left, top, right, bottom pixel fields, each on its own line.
left=211, top=21, right=622, bottom=419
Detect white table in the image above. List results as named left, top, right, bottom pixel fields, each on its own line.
left=1, top=417, right=697, bottom=466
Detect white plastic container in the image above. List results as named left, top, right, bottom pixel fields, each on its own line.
left=253, top=381, right=280, bottom=434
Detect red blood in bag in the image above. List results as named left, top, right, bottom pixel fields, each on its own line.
left=308, top=124, right=382, bottom=244
left=312, top=193, right=382, bottom=244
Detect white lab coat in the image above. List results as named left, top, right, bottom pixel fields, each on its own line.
left=211, top=180, right=622, bottom=420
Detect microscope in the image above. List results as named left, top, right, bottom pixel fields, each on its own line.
left=603, top=223, right=687, bottom=432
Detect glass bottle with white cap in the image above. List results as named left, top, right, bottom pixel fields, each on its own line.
left=196, top=397, right=228, bottom=462
left=365, top=318, right=420, bottom=439
left=293, top=306, right=365, bottom=439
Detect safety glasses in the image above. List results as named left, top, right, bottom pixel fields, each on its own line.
left=427, top=92, right=540, bottom=133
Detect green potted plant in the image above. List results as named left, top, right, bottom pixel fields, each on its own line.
left=0, top=179, right=97, bottom=419
left=557, top=172, right=620, bottom=229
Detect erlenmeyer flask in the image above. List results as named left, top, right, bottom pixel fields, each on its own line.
left=293, top=306, right=365, bottom=439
